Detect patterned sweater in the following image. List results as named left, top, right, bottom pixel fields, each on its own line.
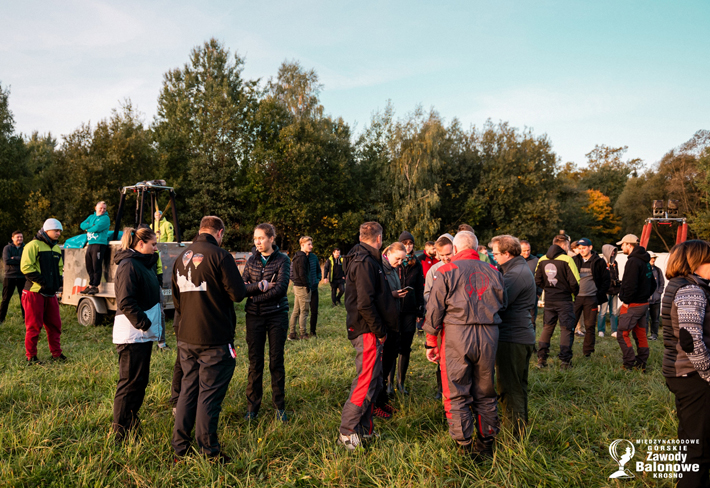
left=675, top=285, right=710, bottom=381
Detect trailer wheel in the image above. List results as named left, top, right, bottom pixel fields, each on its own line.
left=77, top=299, right=100, bottom=327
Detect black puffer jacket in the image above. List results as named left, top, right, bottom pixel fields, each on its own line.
left=290, top=250, right=310, bottom=287
left=399, top=254, right=425, bottom=316
left=619, top=245, right=656, bottom=304
left=114, top=249, right=160, bottom=331
left=244, top=245, right=291, bottom=316
left=343, top=242, right=398, bottom=340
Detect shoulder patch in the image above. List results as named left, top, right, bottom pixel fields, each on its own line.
left=438, top=263, right=459, bottom=273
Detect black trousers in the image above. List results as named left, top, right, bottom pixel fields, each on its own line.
left=0, top=277, right=25, bottom=322
left=113, top=342, right=153, bottom=440
left=172, top=341, right=235, bottom=457
left=309, top=287, right=319, bottom=335
left=330, top=280, right=345, bottom=305
left=496, top=342, right=534, bottom=436
left=391, top=313, right=417, bottom=386
left=245, top=312, right=287, bottom=413
left=377, top=329, right=399, bottom=407
left=649, top=302, right=661, bottom=336
left=666, top=374, right=710, bottom=488
left=171, top=354, right=183, bottom=407
left=538, top=301, right=576, bottom=363
left=574, top=295, right=599, bottom=356
left=85, top=244, right=108, bottom=287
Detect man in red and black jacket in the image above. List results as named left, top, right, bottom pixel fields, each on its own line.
left=171, top=216, right=246, bottom=462
left=337, top=222, right=397, bottom=451
left=616, top=234, right=656, bottom=371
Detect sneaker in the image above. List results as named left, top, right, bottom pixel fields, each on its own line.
left=276, top=409, right=289, bottom=423
left=361, top=431, right=380, bottom=441
left=172, top=407, right=177, bottom=417
left=86, top=286, right=99, bottom=296
left=560, top=361, right=572, bottom=370
left=373, top=406, right=392, bottom=419
left=650, top=334, right=658, bottom=341
left=386, top=384, right=395, bottom=396
left=575, top=331, right=584, bottom=337
left=434, top=391, right=442, bottom=400
left=300, top=334, right=310, bottom=340
left=337, top=432, right=362, bottom=451
left=51, top=354, right=68, bottom=362
left=287, top=334, right=299, bottom=341
left=26, top=355, right=42, bottom=365
left=158, top=343, right=171, bottom=351
left=244, top=411, right=258, bottom=421
left=535, top=359, right=547, bottom=369
left=598, top=331, right=605, bottom=338
left=611, top=331, right=617, bottom=338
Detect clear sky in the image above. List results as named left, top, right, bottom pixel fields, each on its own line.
left=1, top=0, right=708, bottom=167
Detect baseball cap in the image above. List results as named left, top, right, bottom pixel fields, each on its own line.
left=43, top=218, right=63, bottom=231
left=616, top=234, right=639, bottom=246
left=577, top=238, right=592, bottom=246
left=648, top=251, right=657, bottom=259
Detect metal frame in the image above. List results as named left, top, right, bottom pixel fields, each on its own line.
left=111, top=181, right=182, bottom=243
left=640, top=216, right=688, bottom=249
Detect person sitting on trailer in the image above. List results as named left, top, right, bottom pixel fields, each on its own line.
left=80, top=201, right=111, bottom=296
left=152, top=210, right=174, bottom=243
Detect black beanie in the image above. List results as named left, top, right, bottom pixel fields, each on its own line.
left=398, top=231, right=415, bottom=244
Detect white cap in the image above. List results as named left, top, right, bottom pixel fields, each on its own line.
left=648, top=251, right=657, bottom=259
left=43, top=218, right=63, bottom=231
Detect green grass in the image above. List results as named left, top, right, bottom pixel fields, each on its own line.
left=0, top=285, right=678, bottom=487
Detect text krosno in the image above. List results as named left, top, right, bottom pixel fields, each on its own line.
left=635, top=439, right=700, bottom=479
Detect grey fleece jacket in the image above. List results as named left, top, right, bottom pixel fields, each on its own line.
left=498, top=255, right=536, bottom=344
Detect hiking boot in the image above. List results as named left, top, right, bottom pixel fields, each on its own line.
left=650, top=334, right=658, bottom=341
left=287, top=333, right=299, bottom=341
left=373, top=406, right=392, bottom=419
left=51, top=354, right=68, bottom=362
left=27, top=355, right=42, bottom=365
left=86, top=286, right=99, bottom=296
left=560, top=361, right=572, bottom=370
left=535, top=358, right=547, bottom=369
left=434, top=391, right=442, bottom=400
left=471, top=437, right=494, bottom=462
left=276, top=409, right=289, bottom=423
left=386, top=383, right=395, bottom=396
left=337, top=432, right=363, bottom=451
left=300, top=334, right=310, bottom=340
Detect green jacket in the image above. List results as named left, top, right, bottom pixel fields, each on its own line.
left=21, top=231, right=64, bottom=295
left=80, top=213, right=111, bottom=246
left=152, top=218, right=174, bottom=243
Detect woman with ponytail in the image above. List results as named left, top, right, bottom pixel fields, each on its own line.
left=112, top=226, right=161, bottom=442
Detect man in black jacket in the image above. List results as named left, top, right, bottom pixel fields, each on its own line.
left=616, top=234, right=656, bottom=371
left=521, top=240, right=540, bottom=328
left=535, top=235, right=580, bottom=369
left=1, top=231, right=25, bottom=323
left=647, top=252, right=665, bottom=341
left=288, top=237, right=312, bottom=340
left=323, top=248, right=345, bottom=306
left=171, top=216, right=246, bottom=462
left=572, top=238, right=611, bottom=357
left=490, top=235, right=536, bottom=437
left=338, top=222, right=397, bottom=451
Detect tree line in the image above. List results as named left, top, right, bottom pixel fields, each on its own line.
left=1, top=39, right=708, bottom=255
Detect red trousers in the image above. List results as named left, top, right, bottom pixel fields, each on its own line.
left=22, top=290, right=62, bottom=359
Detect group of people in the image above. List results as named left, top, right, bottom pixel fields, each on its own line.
left=4, top=206, right=710, bottom=484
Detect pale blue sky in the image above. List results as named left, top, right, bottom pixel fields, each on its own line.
left=1, top=0, right=708, bottom=167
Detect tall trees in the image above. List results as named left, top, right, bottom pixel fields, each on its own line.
left=153, top=38, right=259, bottom=245
left=0, top=84, right=29, bottom=240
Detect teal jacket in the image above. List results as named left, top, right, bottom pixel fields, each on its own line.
left=80, top=213, right=111, bottom=246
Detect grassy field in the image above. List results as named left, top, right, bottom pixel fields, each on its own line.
left=0, top=284, right=679, bottom=487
